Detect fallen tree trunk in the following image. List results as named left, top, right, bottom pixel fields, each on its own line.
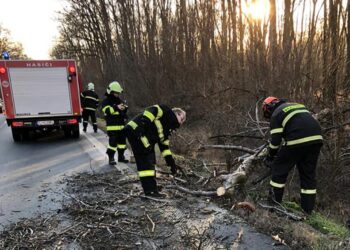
left=168, top=144, right=267, bottom=197
left=202, top=144, right=267, bottom=196
left=216, top=155, right=255, bottom=196
left=216, top=144, right=267, bottom=196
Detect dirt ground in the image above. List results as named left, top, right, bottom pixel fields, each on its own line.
left=0, top=160, right=282, bottom=249
left=1, top=154, right=348, bottom=250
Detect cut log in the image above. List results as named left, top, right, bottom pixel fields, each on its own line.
left=215, top=144, right=267, bottom=196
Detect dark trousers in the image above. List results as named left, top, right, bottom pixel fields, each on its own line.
left=82, top=109, right=97, bottom=131
left=106, top=130, right=127, bottom=160
left=124, top=128, right=157, bottom=194
left=270, top=143, right=322, bottom=214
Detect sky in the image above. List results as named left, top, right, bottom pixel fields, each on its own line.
left=0, top=0, right=331, bottom=60
left=0, top=0, right=68, bottom=59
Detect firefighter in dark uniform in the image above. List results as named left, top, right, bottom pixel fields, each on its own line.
left=124, top=105, right=186, bottom=197
left=101, top=81, right=128, bottom=165
left=81, top=82, right=99, bottom=133
left=262, top=96, right=323, bottom=214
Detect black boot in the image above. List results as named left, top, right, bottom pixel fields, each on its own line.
left=106, top=150, right=116, bottom=166
left=144, top=190, right=167, bottom=199
left=118, top=156, right=129, bottom=163
left=118, top=149, right=129, bottom=163
left=83, top=121, right=87, bottom=132
left=109, top=158, right=117, bottom=165
left=301, top=194, right=316, bottom=215
left=271, top=187, right=284, bottom=204
left=93, top=124, right=98, bottom=133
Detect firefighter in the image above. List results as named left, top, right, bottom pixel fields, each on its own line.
left=124, top=105, right=186, bottom=197
left=262, top=97, right=323, bottom=214
left=101, top=81, right=128, bottom=165
left=81, top=82, right=99, bottom=133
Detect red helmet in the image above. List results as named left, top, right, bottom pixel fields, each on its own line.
left=262, top=96, right=280, bottom=118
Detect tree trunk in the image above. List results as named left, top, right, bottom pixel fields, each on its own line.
left=269, top=0, right=277, bottom=89
left=345, top=0, right=350, bottom=90
left=325, top=0, right=339, bottom=105
left=280, top=0, right=294, bottom=94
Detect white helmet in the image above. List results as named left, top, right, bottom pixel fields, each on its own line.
left=87, top=82, right=94, bottom=90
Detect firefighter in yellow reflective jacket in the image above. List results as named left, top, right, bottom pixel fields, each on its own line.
left=81, top=82, right=99, bottom=133
left=101, top=81, right=128, bottom=165
left=124, top=105, right=186, bottom=197
left=262, top=97, right=323, bottom=214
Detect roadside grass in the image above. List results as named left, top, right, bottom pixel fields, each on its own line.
left=283, top=201, right=350, bottom=239
left=307, top=212, right=350, bottom=238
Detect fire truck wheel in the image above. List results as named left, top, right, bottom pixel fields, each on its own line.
left=72, top=125, right=80, bottom=139
left=11, top=127, right=22, bottom=142
left=63, top=129, right=70, bottom=138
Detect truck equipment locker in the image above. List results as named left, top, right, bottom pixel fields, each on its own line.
left=0, top=60, right=82, bottom=141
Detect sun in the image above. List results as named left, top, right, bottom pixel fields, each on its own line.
left=244, top=0, right=270, bottom=21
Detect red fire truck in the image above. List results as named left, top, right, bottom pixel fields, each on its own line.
left=0, top=60, right=82, bottom=142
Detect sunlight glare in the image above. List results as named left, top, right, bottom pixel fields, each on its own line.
left=244, top=0, right=270, bottom=20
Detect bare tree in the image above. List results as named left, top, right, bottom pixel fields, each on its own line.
left=269, top=0, right=278, bottom=88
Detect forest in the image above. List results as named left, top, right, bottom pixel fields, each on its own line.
left=52, top=0, right=350, bottom=213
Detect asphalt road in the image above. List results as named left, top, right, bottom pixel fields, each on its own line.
left=0, top=114, right=127, bottom=230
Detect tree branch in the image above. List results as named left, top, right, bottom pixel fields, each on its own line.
left=200, top=145, right=256, bottom=154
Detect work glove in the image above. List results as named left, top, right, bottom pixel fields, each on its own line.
left=165, top=156, right=177, bottom=175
